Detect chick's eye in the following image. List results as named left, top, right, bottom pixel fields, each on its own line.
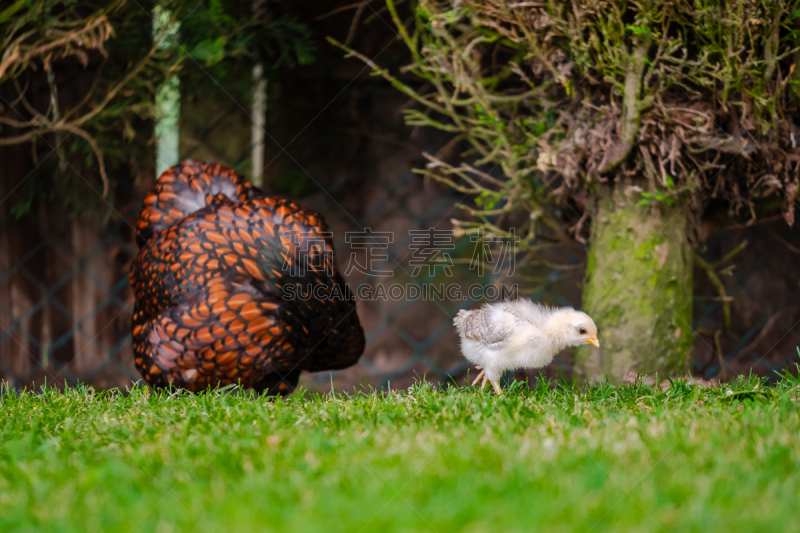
left=579, top=328, right=587, bottom=335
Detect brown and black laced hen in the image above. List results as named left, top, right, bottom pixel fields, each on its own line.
left=130, top=160, right=364, bottom=395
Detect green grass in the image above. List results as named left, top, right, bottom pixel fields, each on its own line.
left=2, top=373, right=800, bottom=533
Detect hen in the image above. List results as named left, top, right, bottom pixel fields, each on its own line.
left=454, top=300, right=599, bottom=393
left=130, top=160, right=364, bottom=395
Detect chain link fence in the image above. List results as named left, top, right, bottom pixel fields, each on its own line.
left=2, top=63, right=799, bottom=393
left=691, top=219, right=800, bottom=382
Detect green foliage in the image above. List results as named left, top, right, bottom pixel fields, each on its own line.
left=176, top=1, right=315, bottom=69
left=334, top=0, right=800, bottom=270
left=269, top=167, right=317, bottom=198
left=636, top=189, right=675, bottom=207
left=0, top=0, right=316, bottom=220
left=637, top=175, right=677, bottom=207
left=2, top=375, right=800, bottom=531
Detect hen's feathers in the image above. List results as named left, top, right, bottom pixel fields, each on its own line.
left=135, top=160, right=259, bottom=247
left=130, top=160, right=364, bottom=394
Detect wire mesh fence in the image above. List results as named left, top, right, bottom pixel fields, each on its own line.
left=3, top=152, right=799, bottom=393
left=2, top=60, right=799, bottom=393
left=691, top=219, right=800, bottom=382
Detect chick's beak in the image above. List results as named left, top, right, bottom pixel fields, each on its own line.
left=586, top=336, right=600, bottom=348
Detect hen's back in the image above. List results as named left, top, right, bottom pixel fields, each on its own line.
left=130, top=161, right=364, bottom=394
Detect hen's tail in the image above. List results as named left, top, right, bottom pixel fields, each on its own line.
left=136, top=160, right=261, bottom=246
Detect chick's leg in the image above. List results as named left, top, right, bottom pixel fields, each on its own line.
left=471, top=368, right=485, bottom=387
left=482, top=368, right=503, bottom=394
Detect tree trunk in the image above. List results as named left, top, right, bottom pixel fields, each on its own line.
left=575, top=183, right=693, bottom=382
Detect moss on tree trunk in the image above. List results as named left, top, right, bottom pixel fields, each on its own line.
left=575, top=184, right=693, bottom=382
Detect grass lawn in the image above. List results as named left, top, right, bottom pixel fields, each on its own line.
left=2, top=374, right=800, bottom=533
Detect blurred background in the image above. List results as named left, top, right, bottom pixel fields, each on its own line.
left=1, top=0, right=799, bottom=393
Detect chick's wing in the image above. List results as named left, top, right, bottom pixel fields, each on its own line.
left=455, top=305, right=515, bottom=348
